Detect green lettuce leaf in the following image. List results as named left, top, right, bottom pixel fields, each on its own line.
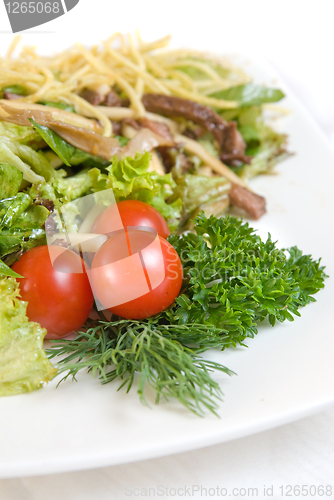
left=30, top=119, right=107, bottom=168
left=219, top=105, right=289, bottom=177
left=52, top=169, right=93, bottom=203
left=114, top=135, right=130, bottom=146
left=0, top=260, right=23, bottom=278
left=0, top=122, right=40, bottom=145
left=0, top=228, right=46, bottom=260
left=0, top=193, right=31, bottom=229
left=0, top=135, right=54, bottom=182
left=0, top=85, right=27, bottom=98
left=0, top=276, right=57, bottom=396
left=13, top=204, right=50, bottom=230
left=0, top=163, right=23, bottom=199
left=169, top=171, right=230, bottom=227
left=39, top=101, right=76, bottom=113
left=89, top=152, right=182, bottom=230
left=0, top=140, right=44, bottom=184
left=210, top=83, right=285, bottom=107
left=29, top=119, right=74, bottom=167
left=0, top=191, right=49, bottom=260
left=176, top=57, right=234, bottom=81
left=238, top=107, right=289, bottom=177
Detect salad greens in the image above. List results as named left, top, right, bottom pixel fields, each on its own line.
left=176, top=57, right=288, bottom=178
left=90, top=152, right=182, bottom=230
left=30, top=119, right=107, bottom=168
left=210, top=83, right=285, bottom=107
left=0, top=85, right=27, bottom=98
left=220, top=105, right=288, bottom=178
left=169, top=166, right=230, bottom=227
left=48, top=214, right=326, bottom=415
left=0, top=58, right=323, bottom=411
left=0, top=162, right=23, bottom=199
left=0, top=163, right=49, bottom=269
left=0, top=276, right=57, bottom=396
left=39, top=101, right=76, bottom=113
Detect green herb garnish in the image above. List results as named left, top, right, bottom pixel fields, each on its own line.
left=47, top=214, right=327, bottom=416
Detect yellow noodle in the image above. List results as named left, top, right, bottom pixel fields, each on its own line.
left=128, top=34, right=145, bottom=99
left=167, top=70, right=196, bottom=92
left=161, top=80, right=238, bottom=108
left=6, top=36, right=21, bottom=58
left=0, top=32, right=258, bottom=137
left=263, top=103, right=291, bottom=114
left=175, top=134, right=248, bottom=188
left=163, top=59, right=224, bottom=83
left=143, top=55, right=169, bottom=78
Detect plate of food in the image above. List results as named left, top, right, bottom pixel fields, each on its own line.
left=0, top=33, right=333, bottom=479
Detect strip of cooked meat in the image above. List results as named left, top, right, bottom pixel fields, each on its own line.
left=183, top=126, right=206, bottom=140
left=157, top=146, right=191, bottom=174
left=229, top=183, right=266, bottom=220
left=80, top=89, right=105, bottom=106
left=80, top=88, right=122, bottom=107
left=2, top=91, right=22, bottom=100
left=139, top=117, right=175, bottom=144
left=142, top=94, right=246, bottom=159
left=122, top=118, right=142, bottom=131
left=104, top=91, right=122, bottom=107
left=111, top=120, right=122, bottom=135
left=220, top=152, right=252, bottom=166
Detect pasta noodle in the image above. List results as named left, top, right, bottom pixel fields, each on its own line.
left=0, top=33, right=248, bottom=137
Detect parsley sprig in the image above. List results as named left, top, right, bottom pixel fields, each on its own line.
left=47, top=214, right=327, bottom=416
left=169, top=214, right=327, bottom=348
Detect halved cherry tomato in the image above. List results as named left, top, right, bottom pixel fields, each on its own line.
left=90, top=230, right=183, bottom=319
left=91, top=199, right=170, bottom=239
left=12, top=245, right=94, bottom=339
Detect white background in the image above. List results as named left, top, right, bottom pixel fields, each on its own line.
left=1, top=1, right=334, bottom=498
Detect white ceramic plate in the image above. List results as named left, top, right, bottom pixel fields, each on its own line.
left=1, top=41, right=334, bottom=480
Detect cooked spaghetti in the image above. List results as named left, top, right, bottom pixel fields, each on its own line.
left=0, top=33, right=288, bottom=223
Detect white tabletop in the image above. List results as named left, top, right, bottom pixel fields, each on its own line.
left=1, top=1, right=334, bottom=497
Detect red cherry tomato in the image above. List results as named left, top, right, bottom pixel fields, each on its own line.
left=91, top=199, right=170, bottom=239
left=90, top=230, right=183, bottom=319
left=12, top=245, right=94, bottom=339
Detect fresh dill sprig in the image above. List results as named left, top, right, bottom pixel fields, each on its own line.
left=47, top=320, right=234, bottom=417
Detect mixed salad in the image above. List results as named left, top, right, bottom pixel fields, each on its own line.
left=0, top=35, right=326, bottom=415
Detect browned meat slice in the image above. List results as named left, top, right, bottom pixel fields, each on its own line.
left=139, top=117, right=175, bottom=144
left=142, top=94, right=246, bottom=160
left=80, top=89, right=105, bottom=106
left=157, top=146, right=191, bottom=173
left=229, top=183, right=266, bottom=220
left=120, top=98, right=130, bottom=107
left=80, top=89, right=123, bottom=107
left=122, top=118, right=141, bottom=131
left=122, top=117, right=175, bottom=146
left=183, top=125, right=206, bottom=140
left=104, top=91, right=122, bottom=107
left=220, top=152, right=252, bottom=166
left=111, top=120, right=122, bottom=135
left=3, top=91, right=22, bottom=100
